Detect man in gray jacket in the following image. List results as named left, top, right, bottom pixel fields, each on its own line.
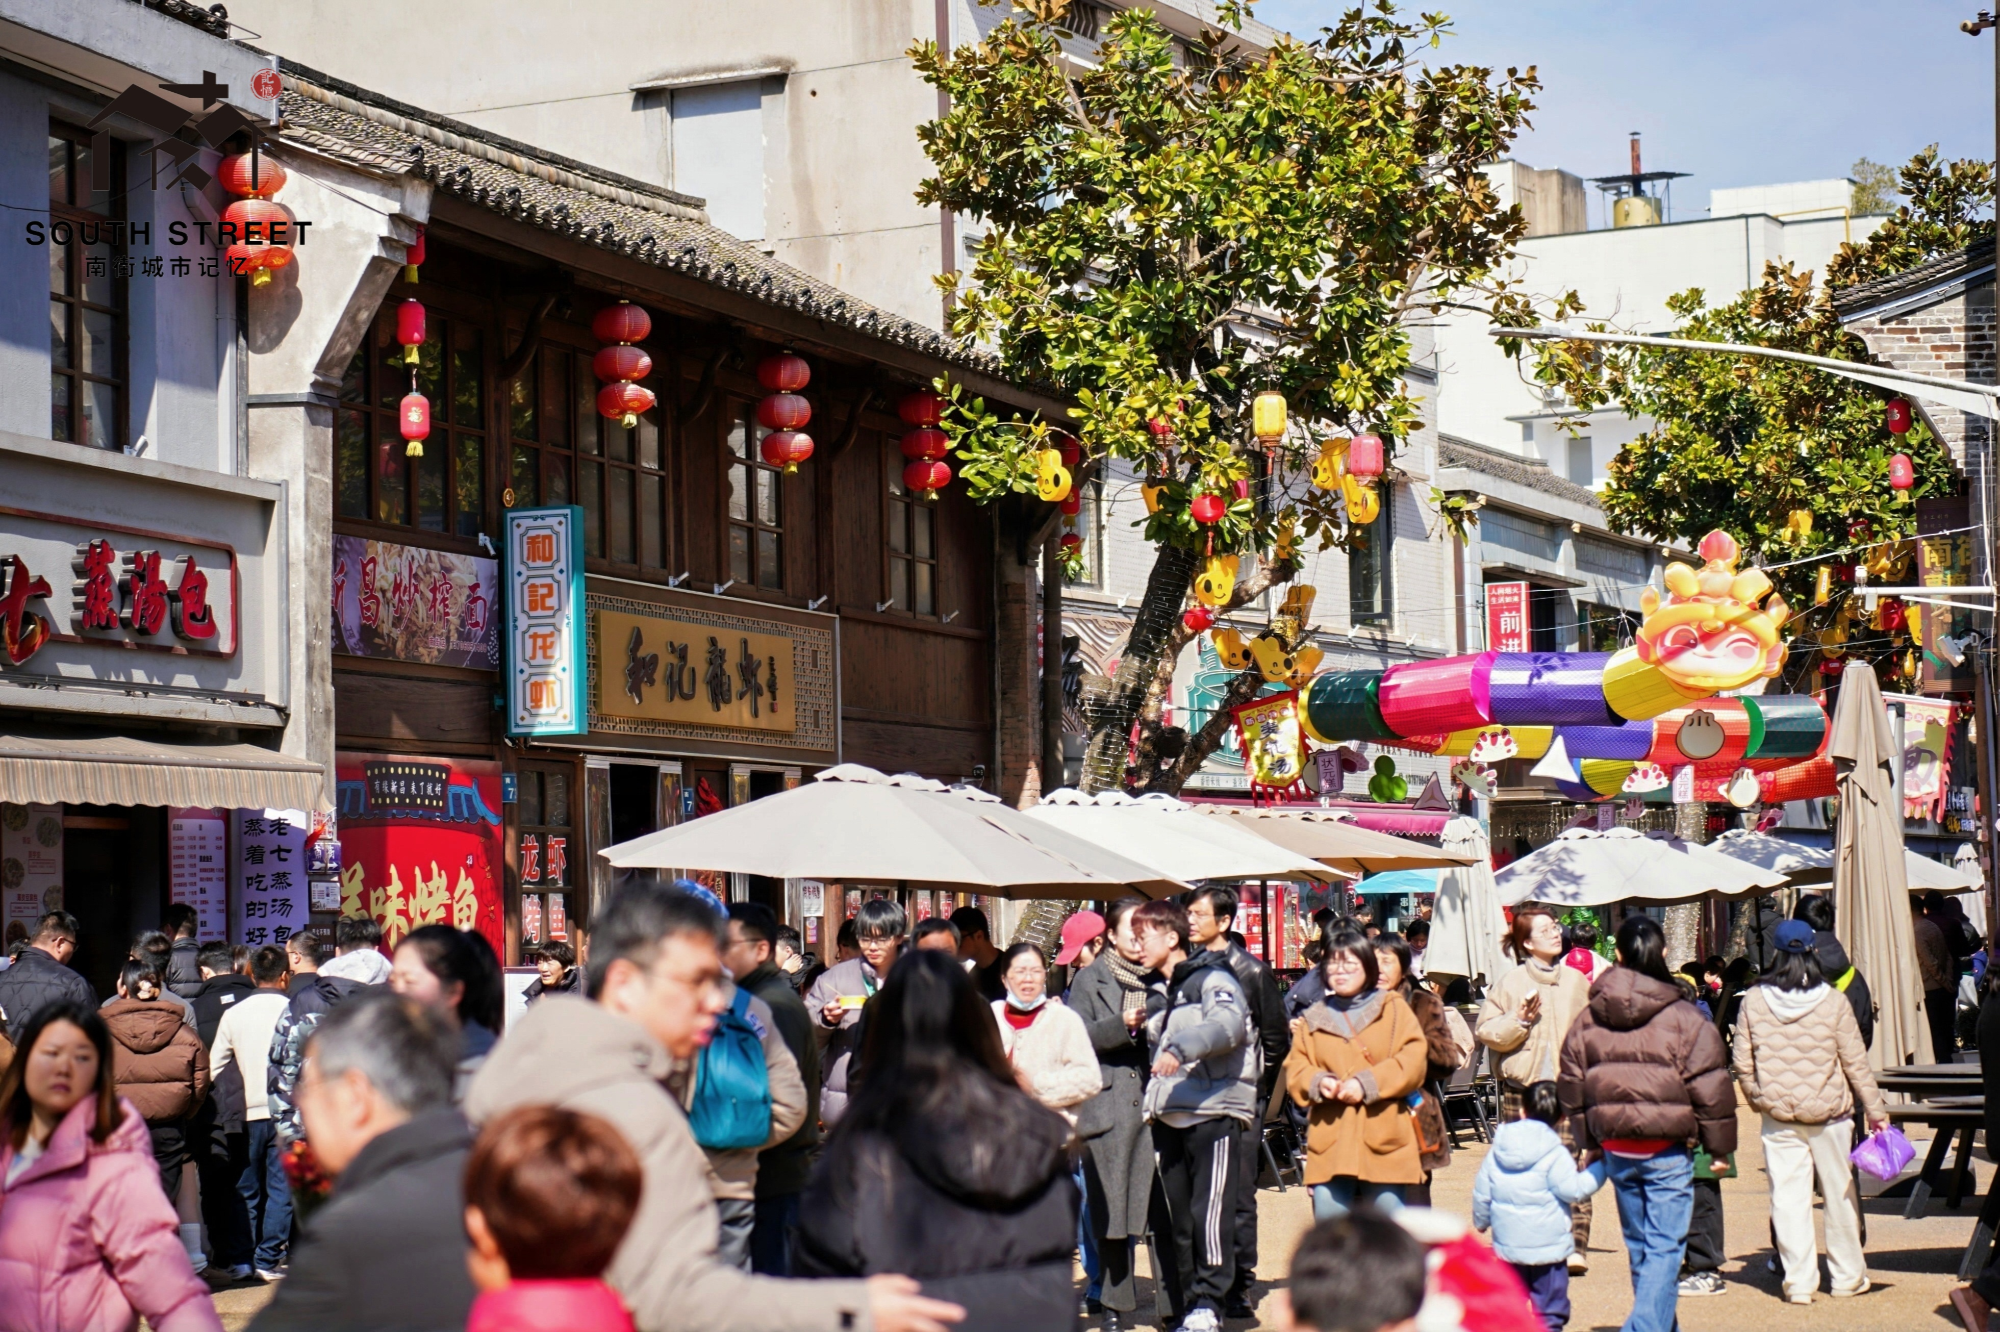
left=1134, top=898, right=1257, bottom=1332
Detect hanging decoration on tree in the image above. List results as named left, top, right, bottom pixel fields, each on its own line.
left=403, top=228, right=425, bottom=284
left=1252, top=391, right=1287, bottom=451
left=1885, top=397, right=1912, bottom=435
left=1035, top=446, right=1072, bottom=502
left=217, top=151, right=294, bottom=288
left=1888, top=453, right=1915, bottom=492
left=897, top=390, right=951, bottom=498
left=1310, top=437, right=1348, bottom=492
left=594, top=303, right=657, bottom=430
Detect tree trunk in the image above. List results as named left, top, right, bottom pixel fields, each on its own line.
left=1664, top=799, right=1707, bottom=969
left=1080, top=544, right=1198, bottom=793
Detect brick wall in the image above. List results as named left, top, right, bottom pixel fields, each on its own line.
left=1845, top=280, right=1995, bottom=468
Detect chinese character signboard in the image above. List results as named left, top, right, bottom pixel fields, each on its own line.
left=1231, top=689, right=1305, bottom=792
left=506, top=508, right=586, bottom=736
left=168, top=808, right=228, bottom=941
left=231, top=809, right=308, bottom=948
left=594, top=608, right=797, bottom=733
left=1, top=804, right=62, bottom=950
left=334, top=753, right=504, bottom=957
left=332, top=536, right=497, bottom=668
left=0, top=521, right=237, bottom=671
left=1917, top=497, right=1976, bottom=695
left=1485, top=581, right=1530, bottom=652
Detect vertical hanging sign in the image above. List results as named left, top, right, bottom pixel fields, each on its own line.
left=505, top=506, right=587, bottom=736
left=1485, top=581, right=1530, bottom=652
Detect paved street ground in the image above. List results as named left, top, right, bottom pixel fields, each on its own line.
left=202, top=1104, right=1986, bottom=1332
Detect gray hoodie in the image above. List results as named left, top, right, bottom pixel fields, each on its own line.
left=1142, top=950, right=1259, bottom=1126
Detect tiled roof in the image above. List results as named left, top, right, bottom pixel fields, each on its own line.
left=138, top=0, right=231, bottom=37
left=1828, top=239, right=1996, bottom=319
left=274, top=61, right=1003, bottom=376
left=1436, top=434, right=1601, bottom=507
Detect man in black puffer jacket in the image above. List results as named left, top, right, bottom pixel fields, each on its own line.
left=163, top=903, right=205, bottom=998
left=0, top=911, right=95, bottom=1041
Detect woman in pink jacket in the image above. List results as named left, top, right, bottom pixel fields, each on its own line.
left=0, top=1000, right=222, bottom=1332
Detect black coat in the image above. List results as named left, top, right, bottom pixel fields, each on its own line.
left=1220, top=941, right=1290, bottom=1100
left=191, top=973, right=258, bottom=1049
left=739, top=961, right=821, bottom=1198
left=796, top=1074, right=1079, bottom=1332
left=0, top=946, right=98, bottom=1041
left=166, top=937, right=204, bottom=998
left=1981, top=989, right=2000, bottom=1161
left=251, top=1108, right=476, bottom=1332
left=1812, top=931, right=1876, bottom=1052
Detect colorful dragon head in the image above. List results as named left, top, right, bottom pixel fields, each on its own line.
left=1635, top=530, right=1790, bottom=692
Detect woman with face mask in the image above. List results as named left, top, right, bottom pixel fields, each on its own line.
left=992, top=943, right=1102, bottom=1120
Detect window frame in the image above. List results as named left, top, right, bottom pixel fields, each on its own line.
left=883, top=436, right=940, bottom=617
left=48, top=122, right=128, bottom=452
left=1347, top=487, right=1393, bottom=627
left=724, top=399, right=789, bottom=595
left=1566, top=435, right=1595, bottom=487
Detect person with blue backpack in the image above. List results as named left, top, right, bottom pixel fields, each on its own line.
left=1472, top=1080, right=1608, bottom=1331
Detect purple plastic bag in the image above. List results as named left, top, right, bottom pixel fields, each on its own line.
left=1850, top=1124, right=1916, bottom=1181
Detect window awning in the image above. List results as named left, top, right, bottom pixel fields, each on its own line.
left=0, top=734, right=328, bottom=811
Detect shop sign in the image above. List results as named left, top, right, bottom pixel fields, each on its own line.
left=230, top=809, right=308, bottom=948
left=0, top=519, right=237, bottom=668
left=594, top=607, right=796, bottom=733
left=517, top=831, right=569, bottom=888
left=1485, top=581, right=1529, bottom=653
left=546, top=892, right=567, bottom=942
left=505, top=508, right=586, bottom=736
left=1917, top=497, right=1976, bottom=695
left=334, top=753, right=504, bottom=956
left=332, top=536, right=497, bottom=669
left=168, top=808, right=228, bottom=941
left=1, top=804, right=62, bottom=949
left=1891, top=694, right=1955, bottom=823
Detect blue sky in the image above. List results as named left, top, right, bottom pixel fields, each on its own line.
left=1255, top=0, right=1995, bottom=218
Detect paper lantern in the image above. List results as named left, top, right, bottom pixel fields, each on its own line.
left=1581, top=759, right=1636, bottom=798
left=898, top=390, right=945, bottom=427
left=1484, top=652, right=1618, bottom=728
left=1889, top=453, right=1915, bottom=490
left=1554, top=721, right=1656, bottom=761
left=1058, top=491, right=1084, bottom=519
left=1602, top=645, right=1709, bottom=721
left=1231, top=477, right=1252, bottom=500
left=223, top=198, right=293, bottom=287
left=1183, top=605, right=1215, bottom=632
left=755, top=393, right=812, bottom=431
left=592, top=344, right=653, bottom=385
left=1554, top=778, right=1611, bottom=804
left=1377, top=653, right=1495, bottom=737
left=756, top=353, right=810, bottom=393
left=1252, top=391, right=1287, bottom=442
left=1190, top=493, right=1226, bottom=524
left=1148, top=417, right=1174, bottom=438
left=1055, top=434, right=1082, bottom=468
left=760, top=429, right=814, bottom=474
left=403, top=228, right=425, bottom=284
left=591, top=302, right=652, bottom=347
left=395, top=298, right=426, bottom=365
left=1299, top=671, right=1399, bottom=744
left=1348, top=433, right=1384, bottom=478
left=1436, top=725, right=1551, bottom=759
left=1758, top=757, right=1837, bottom=803
left=1645, top=700, right=1753, bottom=768
left=1060, top=532, right=1083, bottom=556
left=216, top=152, right=287, bottom=198
left=593, top=304, right=655, bottom=427
left=901, top=428, right=950, bottom=461
left=1749, top=695, right=1828, bottom=759
left=596, top=380, right=656, bottom=427
left=904, top=459, right=951, bottom=499
left=1885, top=397, right=1912, bottom=434
left=399, top=391, right=430, bottom=458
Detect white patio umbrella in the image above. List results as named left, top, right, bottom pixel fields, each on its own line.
left=1708, top=828, right=1980, bottom=893
left=1494, top=826, right=1787, bottom=908
left=1200, top=806, right=1479, bottom=874
left=1424, top=816, right=1510, bottom=989
left=1026, top=790, right=1345, bottom=883
left=600, top=765, right=1183, bottom=899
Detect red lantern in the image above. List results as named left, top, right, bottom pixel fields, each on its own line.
left=1059, top=491, right=1084, bottom=518
left=597, top=381, right=657, bottom=428
left=900, top=427, right=949, bottom=461
left=591, top=301, right=652, bottom=346
left=395, top=299, right=426, bottom=365
left=903, top=459, right=952, bottom=499
left=1190, top=493, right=1226, bottom=525
left=1060, top=532, right=1084, bottom=556
left=1818, top=656, right=1847, bottom=679
left=1888, top=453, right=1915, bottom=490
left=403, top=228, right=425, bottom=284
left=1147, top=418, right=1174, bottom=438
left=1055, top=434, right=1081, bottom=468
left=592, top=344, right=653, bottom=385
left=399, top=392, right=430, bottom=458
left=756, top=353, right=811, bottom=393
left=222, top=198, right=293, bottom=287
left=755, top=393, right=812, bottom=431
left=1880, top=597, right=1908, bottom=633
left=1231, top=477, right=1251, bottom=500
left=1885, top=397, right=1912, bottom=435
left=898, top=390, right=945, bottom=427
left=1847, top=517, right=1873, bottom=542
left=217, top=152, right=288, bottom=198
left=1348, top=432, right=1385, bottom=478
left=760, top=430, right=815, bottom=474
left=1182, top=606, right=1215, bottom=632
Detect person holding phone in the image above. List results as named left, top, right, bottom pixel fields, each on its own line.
left=1475, top=905, right=1594, bottom=1272
left=804, top=899, right=907, bottom=1127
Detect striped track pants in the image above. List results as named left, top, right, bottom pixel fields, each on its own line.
left=1153, top=1116, right=1238, bottom=1317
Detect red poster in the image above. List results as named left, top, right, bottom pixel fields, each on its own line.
left=334, top=752, right=504, bottom=957
left=1485, top=581, right=1530, bottom=652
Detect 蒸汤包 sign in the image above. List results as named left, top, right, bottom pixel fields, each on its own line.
left=594, top=607, right=797, bottom=733
left=506, top=507, right=585, bottom=736
left=1485, top=581, right=1529, bottom=653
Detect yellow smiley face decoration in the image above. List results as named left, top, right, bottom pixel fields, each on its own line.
left=1311, top=437, right=1349, bottom=492
left=1193, top=554, right=1238, bottom=608
left=1342, top=473, right=1380, bottom=525
left=1212, top=627, right=1253, bottom=670
left=1035, top=448, right=1072, bottom=503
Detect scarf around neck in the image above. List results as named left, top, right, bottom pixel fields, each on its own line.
left=1105, top=950, right=1150, bottom=995
left=1316, top=987, right=1386, bottom=1039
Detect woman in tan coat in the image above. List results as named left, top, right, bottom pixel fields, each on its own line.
left=1731, top=920, right=1889, bottom=1307
left=1284, top=931, right=1428, bottom=1221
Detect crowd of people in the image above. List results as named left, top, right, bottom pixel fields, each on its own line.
left=0, top=879, right=1991, bottom=1332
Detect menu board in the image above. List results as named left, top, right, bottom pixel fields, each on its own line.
left=168, top=808, right=230, bottom=941
left=1, top=803, right=62, bottom=951
left=231, top=808, right=310, bottom=948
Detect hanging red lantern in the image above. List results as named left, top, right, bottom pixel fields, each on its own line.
left=900, top=427, right=950, bottom=461
left=1058, top=490, right=1084, bottom=518
left=592, top=344, right=653, bottom=385
left=903, top=459, right=952, bottom=500
left=755, top=393, right=812, bottom=432
left=1190, top=493, right=1226, bottom=524
left=395, top=299, right=426, bottom=365
left=756, top=353, right=811, bottom=393
left=1182, top=605, right=1215, bottom=632
left=1348, top=432, right=1385, bottom=478
left=1055, top=434, right=1081, bottom=468
left=1885, top=397, right=1912, bottom=435
left=1060, top=532, right=1084, bottom=555
left=216, top=152, right=287, bottom=198
left=399, top=391, right=430, bottom=458
left=596, top=381, right=657, bottom=428
left=1819, top=656, right=1847, bottom=678
left=222, top=198, right=294, bottom=287
left=898, top=390, right=945, bottom=427
left=760, top=430, right=815, bottom=474
left=1847, top=516, right=1873, bottom=542
left=591, top=301, right=652, bottom=347
left=1888, top=453, right=1916, bottom=490
left=403, top=228, right=425, bottom=284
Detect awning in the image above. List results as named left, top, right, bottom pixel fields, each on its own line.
left=0, top=734, right=328, bottom=811
left=1358, top=869, right=1443, bottom=896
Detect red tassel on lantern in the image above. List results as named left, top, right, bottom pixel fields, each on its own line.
left=395, top=299, right=426, bottom=365
left=1190, top=493, right=1226, bottom=524
left=760, top=430, right=815, bottom=474
left=900, top=427, right=949, bottom=461
left=756, top=393, right=812, bottom=431
left=1889, top=453, right=1915, bottom=490
left=904, top=459, right=951, bottom=500
left=403, top=228, right=425, bottom=284
left=1348, top=432, right=1385, bottom=478
left=399, top=392, right=430, bottom=458
left=898, top=390, right=945, bottom=427
left=757, top=353, right=811, bottom=393
left=591, top=302, right=652, bottom=346
left=1885, top=397, right=1912, bottom=435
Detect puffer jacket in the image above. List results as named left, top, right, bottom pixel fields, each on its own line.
left=102, top=998, right=211, bottom=1124
left=267, top=974, right=366, bottom=1142
left=0, top=948, right=97, bottom=1043
left=1732, top=983, right=1887, bottom=1126
left=801, top=957, right=886, bottom=1127
left=1556, top=967, right=1737, bottom=1156
left=467, top=1279, right=634, bottom=1332
left=1472, top=1118, right=1608, bottom=1266
left=1475, top=957, right=1592, bottom=1087
left=1142, top=950, right=1258, bottom=1126
left=1284, top=990, right=1428, bottom=1187
left=0, top=1095, right=222, bottom=1332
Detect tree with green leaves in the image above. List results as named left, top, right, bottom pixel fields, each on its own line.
left=912, top=0, right=1542, bottom=793
left=1521, top=147, right=1991, bottom=688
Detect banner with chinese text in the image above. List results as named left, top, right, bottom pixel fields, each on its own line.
left=230, top=809, right=308, bottom=948
left=332, top=535, right=498, bottom=668
left=169, top=808, right=229, bottom=941
left=1485, top=581, right=1530, bottom=652
left=505, top=508, right=587, bottom=736
left=1917, top=496, right=1975, bottom=695
left=1232, top=689, right=1305, bottom=792
left=594, top=607, right=796, bottom=733
left=334, top=753, right=504, bottom=957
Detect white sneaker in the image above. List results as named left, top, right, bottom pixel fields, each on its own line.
left=256, top=1268, right=286, bottom=1282
left=1676, top=1271, right=1725, bottom=1297
left=1567, top=1251, right=1588, bottom=1274
left=1180, top=1309, right=1222, bottom=1332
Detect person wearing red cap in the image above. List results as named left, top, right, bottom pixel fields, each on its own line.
left=1054, top=911, right=1108, bottom=974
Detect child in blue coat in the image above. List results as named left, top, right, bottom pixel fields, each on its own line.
left=1472, top=1081, right=1608, bottom=1331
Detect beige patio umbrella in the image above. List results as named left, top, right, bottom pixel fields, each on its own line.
left=1200, top=806, right=1480, bottom=874
left=601, top=765, right=1183, bottom=899
left=1709, top=828, right=1979, bottom=893
left=1026, top=791, right=1345, bottom=883
left=1423, top=816, right=1511, bottom=988
left=1493, top=826, right=1787, bottom=908
left=1829, top=667, right=1933, bottom=1069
